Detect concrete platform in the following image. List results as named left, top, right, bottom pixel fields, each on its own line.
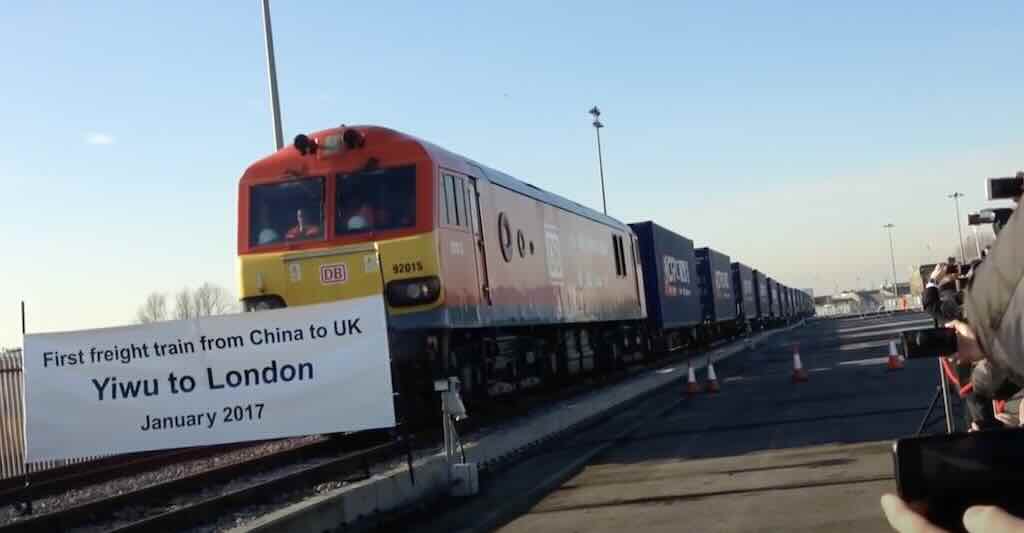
left=234, top=324, right=798, bottom=532
left=403, top=312, right=940, bottom=533
left=501, top=441, right=895, bottom=533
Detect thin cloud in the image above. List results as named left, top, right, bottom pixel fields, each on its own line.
left=85, top=132, right=115, bottom=145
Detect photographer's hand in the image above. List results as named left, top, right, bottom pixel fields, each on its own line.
left=882, top=495, right=1024, bottom=532
left=882, top=494, right=948, bottom=532
left=930, top=263, right=949, bottom=284
left=947, top=320, right=986, bottom=363
left=928, top=262, right=959, bottom=287
left=964, top=506, right=1024, bottom=532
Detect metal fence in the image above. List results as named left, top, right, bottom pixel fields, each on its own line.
left=0, top=349, right=102, bottom=480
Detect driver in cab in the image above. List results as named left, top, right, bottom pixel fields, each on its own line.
left=285, top=208, right=321, bottom=240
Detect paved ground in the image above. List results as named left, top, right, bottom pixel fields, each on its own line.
left=404, top=313, right=946, bottom=533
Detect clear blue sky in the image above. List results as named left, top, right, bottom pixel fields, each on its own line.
left=1, top=1, right=1021, bottom=346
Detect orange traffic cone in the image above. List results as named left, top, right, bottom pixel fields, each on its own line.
left=792, top=344, right=808, bottom=383
left=705, top=362, right=720, bottom=393
left=887, top=340, right=904, bottom=371
left=685, top=365, right=700, bottom=397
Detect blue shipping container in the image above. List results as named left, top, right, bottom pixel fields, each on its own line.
left=767, top=277, right=780, bottom=317
left=752, top=270, right=769, bottom=319
left=696, top=247, right=737, bottom=323
left=629, top=221, right=702, bottom=330
left=731, top=262, right=756, bottom=319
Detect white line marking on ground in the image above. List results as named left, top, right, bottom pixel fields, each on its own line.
left=838, top=356, right=890, bottom=367
left=836, top=318, right=932, bottom=334
left=839, top=340, right=890, bottom=351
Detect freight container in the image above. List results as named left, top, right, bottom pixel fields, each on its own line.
left=775, top=282, right=784, bottom=318
left=629, top=222, right=702, bottom=333
left=695, top=247, right=737, bottom=323
left=731, top=262, right=756, bottom=321
left=767, top=277, right=780, bottom=318
left=752, top=270, right=768, bottom=320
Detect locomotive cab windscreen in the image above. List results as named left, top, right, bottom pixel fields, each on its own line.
left=247, top=167, right=417, bottom=248
left=334, top=166, right=416, bottom=236
left=250, top=177, right=325, bottom=247
left=238, top=127, right=438, bottom=314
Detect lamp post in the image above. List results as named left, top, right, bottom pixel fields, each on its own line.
left=588, top=106, right=607, bottom=215
left=972, top=225, right=983, bottom=259
left=884, top=224, right=898, bottom=307
left=948, top=192, right=967, bottom=263
left=261, top=0, right=284, bottom=150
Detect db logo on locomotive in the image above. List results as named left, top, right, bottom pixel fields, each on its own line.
left=320, top=263, right=348, bottom=285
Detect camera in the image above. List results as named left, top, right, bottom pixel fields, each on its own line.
left=945, top=259, right=970, bottom=277
left=895, top=429, right=1024, bottom=533
left=987, top=172, right=1023, bottom=201
left=919, top=260, right=970, bottom=288
left=901, top=327, right=957, bottom=359
left=969, top=207, right=1014, bottom=236
left=917, top=261, right=970, bottom=322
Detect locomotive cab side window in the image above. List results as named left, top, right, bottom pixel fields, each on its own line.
left=464, top=180, right=479, bottom=232
left=444, top=174, right=459, bottom=226
left=442, top=173, right=477, bottom=231
left=335, top=165, right=416, bottom=235
left=620, top=236, right=628, bottom=276
left=440, top=173, right=452, bottom=224
left=249, top=177, right=325, bottom=247
left=454, top=176, right=468, bottom=228
left=612, top=234, right=627, bottom=277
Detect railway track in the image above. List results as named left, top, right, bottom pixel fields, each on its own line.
left=0, top=443, right=258, bottom=509
left=0, top=437, right=344, bottom=533
left=0, top=336, right=756, bottom=532
left=106, top=440, right=402, bottom=533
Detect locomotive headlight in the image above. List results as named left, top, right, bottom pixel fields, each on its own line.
left=387, top=276, right=441, bottom=307
left=406, top=283, right=426, bottom=300
left=243, top=296, right=286, bottom=312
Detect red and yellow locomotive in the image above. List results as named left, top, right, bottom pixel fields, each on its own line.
left=237, top=125, right=647, bottom=405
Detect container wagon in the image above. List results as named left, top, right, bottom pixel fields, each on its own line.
left=695, top=247, right=737, bottom=341
left=767, top=277, right=781, bottom=326
left=752, top=269, right=769, bottom=330
left=630, top=221, right=702, bottom=352
left=731, top=262, right=756, bottom=332
left=780, top=284, right=790, bottom=321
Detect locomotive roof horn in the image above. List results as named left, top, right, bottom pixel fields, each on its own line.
left=293, top=134, right=318, bottom=156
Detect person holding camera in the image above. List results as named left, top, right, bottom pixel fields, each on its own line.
left=921, top=261, right=1006, bottom=431
left=883, top=203, right=1024, bottom=531
left=922, top=262, right=964, bottom=324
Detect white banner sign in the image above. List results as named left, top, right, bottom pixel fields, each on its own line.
left=23, top=296, right=395, bottom=462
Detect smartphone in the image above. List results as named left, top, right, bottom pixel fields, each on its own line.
left=901, top=328, right=957, bottom=359
left=895, top=429, right=1024, bottom=533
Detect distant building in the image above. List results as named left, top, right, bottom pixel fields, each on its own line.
left=813, top=286, right=919, bottom=316
left=879, top=282, right=915, bottom=311
left=814, top=294, right=860, bottom=316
